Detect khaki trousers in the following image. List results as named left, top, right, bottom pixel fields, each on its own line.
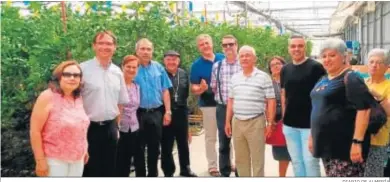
left=232, top=115, right=266, bottom=177
left=200, top=107, right=218, bottom=169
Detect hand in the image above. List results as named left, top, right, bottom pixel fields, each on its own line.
left=84, top=153, right=89, bottom=164
left=163, top=113, right=172, bottom=126
left=200, top=79, right=208, bottom=92
left=308, top=135, right=313, bottom=154
left=35, top=159, right=49, bottom=177
left=265, top=124, right=274, bottom=138
left=225, top=122, right=232, bottom=138
left=350, top=143, right=364, bottom=163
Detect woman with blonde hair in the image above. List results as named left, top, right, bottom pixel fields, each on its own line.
left=30, top=60, right=90, bottom=177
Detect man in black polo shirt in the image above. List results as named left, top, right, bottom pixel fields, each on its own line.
left=280, top=35, right=326, bottom=177
left=161, top=50, right=197, bottom=177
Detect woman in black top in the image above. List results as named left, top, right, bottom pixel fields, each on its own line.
left=268, top=56, right=291, bottom=177
left=309, top=38, right=371, bottom=177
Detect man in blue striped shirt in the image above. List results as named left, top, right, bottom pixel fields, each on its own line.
left=134, top=38, right=173, bottom=177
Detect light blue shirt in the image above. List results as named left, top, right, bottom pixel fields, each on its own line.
left=134, top=61, right=172, bottom=109
left=80, top=58, right=129, bottom=121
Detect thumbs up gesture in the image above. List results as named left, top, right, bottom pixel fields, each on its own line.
left=200, top=79, right=208, bottom=92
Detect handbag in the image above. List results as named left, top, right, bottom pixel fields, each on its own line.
left=265, top=120, right=287, bottom=146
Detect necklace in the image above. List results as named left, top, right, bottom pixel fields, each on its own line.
left=173, top=71, right=180, bottom=102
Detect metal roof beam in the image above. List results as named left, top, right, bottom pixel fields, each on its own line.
left=279, top=18, right=331, bottom=21
left=265, top=6, right=338, bottom=12
left=230, top=1, right=309, bottom=37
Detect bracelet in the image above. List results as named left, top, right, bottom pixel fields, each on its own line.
left=352, top=139, right=364, bottom=144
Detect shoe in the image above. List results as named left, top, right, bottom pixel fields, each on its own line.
left=180, top=170, right=197, bottom=177
left=208, top=168, right=221, bottom=177
left=164, top=174, right=174, bottom=177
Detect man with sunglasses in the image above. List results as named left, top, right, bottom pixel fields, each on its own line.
left=210, top=35, right=241, bottom=177
left=280, top=35, right=325, bottom=177
left=80, top=31, right=129, bottom=177
left=190, top=34, right=225, bottom=177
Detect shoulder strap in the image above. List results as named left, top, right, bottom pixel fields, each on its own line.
left=343, top=70, right=354, bottom=102
left=216, top=61, right=224, bottom=104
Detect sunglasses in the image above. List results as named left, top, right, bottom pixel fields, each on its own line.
left=62, top=72, right=81, bottom=78
left=222, top=43, right=236, bottom=48
left=290, top=44, right=304, bottom=49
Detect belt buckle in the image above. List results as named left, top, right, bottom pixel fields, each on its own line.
left=98, top=121, right=105, bottom=126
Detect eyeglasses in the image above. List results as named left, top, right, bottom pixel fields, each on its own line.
left=270, top=62, right=283, bottom=67
left=95, top=42, right=115, bottom=46
left=222, top=43, right=236, bottom=48
left=62, top=72, right=81, bottom=79
left=368, top=60, right=385, bottom=65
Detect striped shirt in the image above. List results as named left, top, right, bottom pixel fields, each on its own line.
left=210, top=59, right=242, bottom=104
left=228, top=68, right=275, bottom=120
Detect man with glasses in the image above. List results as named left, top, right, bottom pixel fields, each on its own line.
left=81, top=31, right=129, bottom=177
left=210, top=35, right=241, bottom=177
left=280, top=35, right=325, bottom=177
left=190, top=34, right=225, bottom=177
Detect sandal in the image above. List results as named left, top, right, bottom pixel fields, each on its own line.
left=208, top=168, right=221, bottom=177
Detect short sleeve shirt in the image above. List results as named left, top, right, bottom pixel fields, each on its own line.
left=310, top=70, right=371, bottom=160
left=190, top=53, right=225, bottom=107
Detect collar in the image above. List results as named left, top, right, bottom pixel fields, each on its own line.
left=166, top=68, right=179, bottom=77
left=224, top=57, right=239, bottom=65
left=292, top=57, right=308, bottom=65
left=241, top=67, right=260, bottom=77
left=93, top=57, right=112, bottom=69
left=201, top=53, right=216, bottom=62
left=139, top=60, right=153, bottom=68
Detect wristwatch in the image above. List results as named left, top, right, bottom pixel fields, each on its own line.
left=352, top=139, right=364, bottom=144
left=166, top=110, right=172, bottom=115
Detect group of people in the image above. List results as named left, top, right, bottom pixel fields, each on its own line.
left=29, top=30, right=390, bottom=177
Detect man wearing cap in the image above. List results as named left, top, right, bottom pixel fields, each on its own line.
left=161, top=50, right=197, bottom=177
left=134, top=38, right=172, bottom=177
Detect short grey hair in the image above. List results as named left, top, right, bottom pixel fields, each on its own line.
left=238, top=45, right=256, bottom=56
left=135, top=38, right=153, bottom=50
left=196, top=34, right=213, bottom=44
left=319, top=38, right=347, bottom=56
left=367, top=48, right=390, bottom=65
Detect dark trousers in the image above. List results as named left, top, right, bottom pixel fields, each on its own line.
left=115, top=130, right=143, bottom=177
left=137, top=106, right=164, bottom=177
left=216, top=104, right=232, bottom=177
left=83, top=119, right=118, bottom=177
left=385, top=157, right=390, bottom=177
left=161, top=106, right=191, bottom=176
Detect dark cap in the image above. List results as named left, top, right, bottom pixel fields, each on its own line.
left=164, top=50, right=180, bottom=58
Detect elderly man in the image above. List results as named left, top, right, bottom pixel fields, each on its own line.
left=161, top=50, right=197, bottom=177
left=190, top=34, right=225, bottom=177
left=225, top=45, right=276, bottom=177
left=210, top=35, right=241, bottom=177
left=134, top=38, right=173, bottom=177
left=280, top=35, right=325, bottom=177
left=81, top=31, right=129, bottom=177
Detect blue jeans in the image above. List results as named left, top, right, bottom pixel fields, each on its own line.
left=283, top=124, right=321, bottom=177
left=216, top=104, right=232, bottom=177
